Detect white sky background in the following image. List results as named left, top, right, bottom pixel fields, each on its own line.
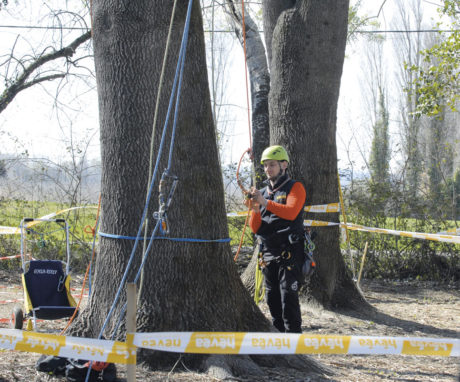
left=0, top=1, right=98, bottom=161
left=337, top=0, right=442, bottom=176
left=0, top=0, right=444, bottom=171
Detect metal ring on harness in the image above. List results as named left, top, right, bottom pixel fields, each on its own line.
left=281, top=250, right=291, bottom=260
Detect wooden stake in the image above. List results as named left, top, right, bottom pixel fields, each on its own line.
left=126, top=283, right=137, bottom=382
left=357, top=242, right=368, bottom=287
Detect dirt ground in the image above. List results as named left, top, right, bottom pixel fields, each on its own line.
left=0, top=268, right=458, bottom=382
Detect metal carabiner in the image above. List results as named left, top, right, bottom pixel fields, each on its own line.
left=281, top=250, right=292, bottom=260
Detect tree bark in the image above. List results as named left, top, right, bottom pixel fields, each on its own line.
left=225, top=0, right=270, bottom=185
left=225, top=0, right=269, bottom=295
left=267, top=0, right=369, bottom=310
left=71, top=0, right=330, bottom=377
left=262, top=0, right=295, bottom=71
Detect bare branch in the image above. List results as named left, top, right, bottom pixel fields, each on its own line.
left=13, top=73, right=66, bottom=92
left=0, top=30, right=91, bottom=114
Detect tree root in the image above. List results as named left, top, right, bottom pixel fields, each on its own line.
left=251, top=353, right=333, bottom=376
left=203, top=354, right=264, bottom=379
left=136, top=350, right=334, bottom=380
left=241, top=249, right=258, bottom=296
left=201, top=353, right=333, bottom=380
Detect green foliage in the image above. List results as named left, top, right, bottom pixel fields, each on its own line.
left=0, top=199, right=98, bottom=273
left=409, top=0, right=460, bottom=117
left=369, top=91, right=390, bottom=187
left=344, top=180, right=460, bottom=282
left=227, top=216, right=254, bottom=248
left=347, top=0, right=381, bottom=42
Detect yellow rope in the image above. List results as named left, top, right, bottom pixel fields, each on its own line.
left=254, top=262, right=265, bottom=304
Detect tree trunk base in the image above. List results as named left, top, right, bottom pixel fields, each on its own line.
left=204, top=354, right=264, bottom=379
left=137, top=351, right=333, bottom=380
left=68, top=306, right=334, bottom=380
left=240, top=247, right=258, bottom=295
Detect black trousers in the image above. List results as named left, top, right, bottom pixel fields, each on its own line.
left=261, top=243, right=304, bottom=333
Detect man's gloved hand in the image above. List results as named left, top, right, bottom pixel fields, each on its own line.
left=243, top=188, right=261, bottom=212
left=249, top=186, right=267, bottom=207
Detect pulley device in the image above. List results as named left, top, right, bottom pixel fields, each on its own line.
left=302, top=228, right=317, bottom=278
left=153, top=170, right=179, bottom=235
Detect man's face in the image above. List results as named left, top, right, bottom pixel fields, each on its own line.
left=263, top=159, right=287, bottom=181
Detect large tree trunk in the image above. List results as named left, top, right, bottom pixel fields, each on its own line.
left=71, top=0, right=329, bottom=377
left=265, top=0, right=369, bottom=310
left=262, top=0, right=295, bottom=71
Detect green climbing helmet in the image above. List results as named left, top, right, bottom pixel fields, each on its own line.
left=260, top=145, right=289, bottom=164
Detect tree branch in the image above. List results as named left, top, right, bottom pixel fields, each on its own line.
left=15, top=74, right=67, bottom=93
left=0, top=30, right=91, bottom=114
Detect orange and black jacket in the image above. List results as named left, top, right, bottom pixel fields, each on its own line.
left=249, top=174, right=306, bottom=252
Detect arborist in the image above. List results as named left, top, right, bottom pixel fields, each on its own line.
left=245, top=145, right=306, bottom=333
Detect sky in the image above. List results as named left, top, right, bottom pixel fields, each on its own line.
left=209, top=0, right=442, bottom=170
left=0, top=0, right=444, bottom=171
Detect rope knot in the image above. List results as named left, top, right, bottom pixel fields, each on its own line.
left=84, top=225, right=96, bottom=237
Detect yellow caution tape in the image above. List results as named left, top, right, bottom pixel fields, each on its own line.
left=227, top=211, right=250, bottom=217
left=0, top=329, right=136, bottom=364
left=0, top=226, right=19, bottom=235
left=304, top=220, right=340, bottom=227
left=437, top=227, right=460, bottom=236
left=0, top=206, right=98, bottom=235
left=304, top=203, right=340, bottom=213
left=134, top=332, right=459, bottom=356
left=343, top=222, right=460, bottom=245
left=303, top=220, right=460, bottom=245
left=0, top=329, right=458, bottom=359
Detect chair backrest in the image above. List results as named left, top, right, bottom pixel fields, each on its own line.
left=24, top=260, right=70, bottom=308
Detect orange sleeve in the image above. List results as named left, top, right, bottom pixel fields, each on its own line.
left=249, top=210, right=262, bottom=233
left=266, top=182, right=306, bottom=221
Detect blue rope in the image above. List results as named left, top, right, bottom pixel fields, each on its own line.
left=99, top=231, right=230, bottom=243
left=106, top=1, right=198, bottom=344
left=167, top=33, right=187, bottom=169
left=94, top=0, right=194, bottom=344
